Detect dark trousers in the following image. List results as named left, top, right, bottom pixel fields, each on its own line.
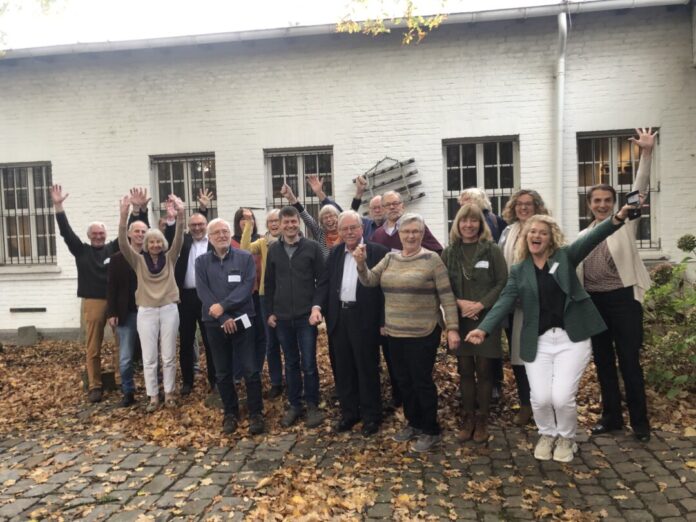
left=205, top=321, right=262, bottom=418
left=259, top=295, right=283, bottom=386
left=234, top=293, right=266, bottom=380
left=506, top=323, right=531, bottom=407
left=333, top=308, right=382, bottom=424
left=178, top=289, right=216, bottom=388
left=458, top=355, right=494, bottom=415
left=388, top=327, right=441, bottom=435
left=380, top=335, right=403, bottom=405
left=590, top=287, right=650, bottom=432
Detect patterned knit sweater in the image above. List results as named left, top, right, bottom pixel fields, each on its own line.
left=358, top=249, right=458, bottom=338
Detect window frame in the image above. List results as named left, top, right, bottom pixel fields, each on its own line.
left=0, top=161, right=56, bottom=266
left=150, top=153, right=218, bottom=220
left=576, top=130, right=660, bottom=250
left=442, top=137, right=520, bottom=233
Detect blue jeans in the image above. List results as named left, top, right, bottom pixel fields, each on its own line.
left=260, top=295, right=283, bottom=386
left=275, top=315, right=318, bottom=409
left=205, top=320, right=263, bottom=417
left=117, top=312, right=138, bottom=395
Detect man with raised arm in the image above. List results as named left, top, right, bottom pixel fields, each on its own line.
left=51, top=184, right=149, bottom=403
left=351, top=174, right=385, bottom=241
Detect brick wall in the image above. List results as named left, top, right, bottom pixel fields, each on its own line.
left=0, top=5, right=694, bottom=333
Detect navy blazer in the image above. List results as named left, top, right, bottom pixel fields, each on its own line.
left=313, top=241, right=388, bottom=336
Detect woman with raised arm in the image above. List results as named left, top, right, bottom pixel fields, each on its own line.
left=465, top=203, right=633, bottom=463
left=118, top=193, right=185, bottom=412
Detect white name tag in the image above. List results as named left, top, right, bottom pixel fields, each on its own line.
left=228, top=274, right=241, bottom=283
left=236, top=313, right=251, bottom=329
left=103, top=258, right=110, bottom=265
left=475, top=260, right=489, bottom=269
left=549, top=262, right=559, bottom=275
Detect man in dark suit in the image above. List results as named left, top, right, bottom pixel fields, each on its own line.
left=310, top=210, right=388, bottom=436
left=164, top=189, right=215, bottom=395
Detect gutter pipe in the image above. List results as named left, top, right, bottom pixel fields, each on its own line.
left=555, top=11, right=568, bottom=229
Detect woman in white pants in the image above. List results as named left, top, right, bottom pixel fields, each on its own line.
left=466, top=203, right=632, bottom=463
left=118, top=193, right=185, bottom=412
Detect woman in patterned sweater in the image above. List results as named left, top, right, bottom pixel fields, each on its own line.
left=354, top=213, right=460, bottom=452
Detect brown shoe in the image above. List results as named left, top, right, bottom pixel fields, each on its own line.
left=473, top=414, right=489, bottom=443
left=457, top=412, right=475, bottom=442
left=513, top=405, right=533, bottom=426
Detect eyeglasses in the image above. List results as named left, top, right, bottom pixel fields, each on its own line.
left=209, top=229, right=230, bottom=237
left=383, top=201, right=402, bottom=208
left=338, top=225, right=361, bottom=233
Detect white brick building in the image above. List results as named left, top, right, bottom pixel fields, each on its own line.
left=1, top=2, right=695, bottom=337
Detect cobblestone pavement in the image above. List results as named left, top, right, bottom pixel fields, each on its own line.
left=0, top=424, right=695, bottom=521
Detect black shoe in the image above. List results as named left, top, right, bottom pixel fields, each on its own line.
left=268, top=384, right=283, bottom=399
left=334, top=417, right=359, bottom=433
left=181, top=383, right=193, bottom=396
left=120, top=392, right=135, bottom=408
left=249, top=415, right=265, bottom=435
left=88, top=388, right=103, bottom=403
left=305, top=405, right=325, bottom=428
left=634, top=430, right=651, bottom=443
left=591, top=423, right=622, bottom=436
left=281, top=407, right=303, bottom=428
left=361, top=422, right=379, bottom=437
left=222, top=414, right=238, bottom=434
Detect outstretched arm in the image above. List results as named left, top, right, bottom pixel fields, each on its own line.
left=117, top=195, right=140, bottom=268
left=51, top=184, right=83, bottom=255
left=629, top=128, right=656, bottom=195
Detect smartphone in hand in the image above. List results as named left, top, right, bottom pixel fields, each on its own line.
left=626, top=190, right=641, bottom=220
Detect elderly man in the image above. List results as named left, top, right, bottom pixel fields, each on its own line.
left=371, top=191, right=442, bottom=254
left=106, top=219, right=148, bottom=407
left=195, top=218, right=264, bottom=435
left=164, top=189, right=216, bottom=396
left=51, top=184, right=148, bottom=403
left=350, top=175, right=385, bottom=241
left=579, top=128, right=655, bottom=443
left=310, top=211, right=388, bottom=436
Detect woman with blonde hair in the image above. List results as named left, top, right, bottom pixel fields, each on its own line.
left=442, top=204, right=507, bottom=442
left=466, top=204, right=633, bottom=463
left=498, top=189, right=549, bottom=425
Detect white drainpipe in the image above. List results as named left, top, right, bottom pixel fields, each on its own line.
left=555, top=11, right=568, bottom=229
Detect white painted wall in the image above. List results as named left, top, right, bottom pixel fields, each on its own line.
left=1, top=5, right=694, bottom=334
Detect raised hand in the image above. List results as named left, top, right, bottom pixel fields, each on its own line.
left=198, top=188, right=214, bottom=209
left=355, top=175, right=368, bottom=197
left=165, top=200, right=176, bottom=221
left=629, top=128, right=656, bottom=153
left=119, top=195, right=132, bottom=218
left=280, top=183, right=297, bottom=204
left=169, top=194, right=185, bottom=215
left=50, top=184, right=69, bottom=212
left=129, top=187, right=151, bottom=212
left=307, top=174, right=323, bottom=195
left=352, top=243, right=367, bottom=267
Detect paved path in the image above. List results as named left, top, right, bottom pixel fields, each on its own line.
left=1, top=424, right=695, bottom=521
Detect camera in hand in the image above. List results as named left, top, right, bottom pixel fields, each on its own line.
left=626, top=190, right=641, bottom=220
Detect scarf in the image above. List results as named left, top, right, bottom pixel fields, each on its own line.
left=144, top=252, right=166, bottom=275
left=443, top=240, right=492, bottom=298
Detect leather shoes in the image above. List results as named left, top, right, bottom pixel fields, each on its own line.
left=634, top=430, right=651, bottom=443
left=591, top=423, right=622, bottom=436
left=361, top=422, right=379, bottom=437
left=334, top=417, right=359, bottom=433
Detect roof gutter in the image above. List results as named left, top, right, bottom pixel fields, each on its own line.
left=1, top=0, right=689, bottom=61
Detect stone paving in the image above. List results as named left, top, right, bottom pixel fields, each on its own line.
left=0, top=423, right=695, bottom=521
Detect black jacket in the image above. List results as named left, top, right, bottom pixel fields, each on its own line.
left=265, top=237, right=325, bottom=320
left=164, top=208, right=211, bottom=290
left=313, top=242, right=388, bottom=336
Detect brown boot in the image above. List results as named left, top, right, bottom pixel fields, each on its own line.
left=473, top=414, right=489, bottom=443
left=457, top=412, right=475, bottom=442
left=513, top=405, right=533, bottom=426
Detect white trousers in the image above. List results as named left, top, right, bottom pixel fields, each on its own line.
left=137, top=303, right=180, bottom=397
left=524, top=328, right=591, bottom=439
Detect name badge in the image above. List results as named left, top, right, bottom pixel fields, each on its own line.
left=103, top=258, right=110, bottom=265
left=475, top=260, right=489, bottom=269
left=228, top=274, right=241, bottom=283
left=549, top=262, right=560, bottom=275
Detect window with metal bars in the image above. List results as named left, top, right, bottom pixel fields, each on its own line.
left=576, top=132, right=659, bottom=249
left=265, top=148, right=334, bottom=223
left=0, top=163, right=56, bottom=265
left=443, top=139, right=518, bottom=232
left=151, top=153, right=218, bottom=220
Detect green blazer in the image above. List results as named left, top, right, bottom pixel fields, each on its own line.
left=478, top=217, right=623, bottom=363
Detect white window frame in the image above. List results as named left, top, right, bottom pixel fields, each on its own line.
left=150, top=153, right=218, bottom=220
left=0, top=162, right=56, bottom=265
left=442, top=137, right=520, bottom=232
left=264, top=147, right=334, bottom=225
left=576, top=131, right=659, bottom=250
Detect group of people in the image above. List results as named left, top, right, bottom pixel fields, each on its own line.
left=54, top=128, right=655, bottom=460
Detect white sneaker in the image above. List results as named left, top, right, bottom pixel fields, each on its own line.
left=553, top=437, right=578, bottom=463
left=534, top=435, right=555, bottom=461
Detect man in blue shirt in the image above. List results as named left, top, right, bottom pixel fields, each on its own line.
left=195, top=218, right=264, bottom=436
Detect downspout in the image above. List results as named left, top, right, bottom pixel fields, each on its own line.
left=555, top=11, right=568, bottom=228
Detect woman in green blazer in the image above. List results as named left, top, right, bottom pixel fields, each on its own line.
left=466, top=204, right=632, bottom=463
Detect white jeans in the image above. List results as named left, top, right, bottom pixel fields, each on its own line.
left=137, top=303, right=180, bottom=397
left=524, top=328, right=591, bottom=439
